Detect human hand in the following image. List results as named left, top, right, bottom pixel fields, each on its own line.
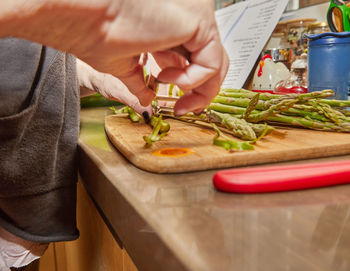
left=1, top=0, right=229, bottom=115
left=76, top=59, right=152, bottom=116
left=79, top=0, right=229, bottom=115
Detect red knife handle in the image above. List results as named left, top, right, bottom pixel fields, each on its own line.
left=213, top=160, right=350, bottom=193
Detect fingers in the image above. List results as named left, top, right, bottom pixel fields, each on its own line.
left=156, top=36, right=229, bottom=115
left=91, top=71, right=152, bottom=116
left=151, top=50, right=188, bottom=70
left=174, top=47, right=229, bottom=115
left=157, top=38, right=223, bottom=91
left=128, top=101, right=152, bottom=117
left=112, top=89, right=152, bottom=116
left=117, top=63, right=155, bottom=106
left=110, top=94, right=152, bottom=116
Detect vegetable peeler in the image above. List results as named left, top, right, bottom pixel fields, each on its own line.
left=153, top=94, right=179, bottom=115
left=213, top=160, right=350, bottom=193
left=327, top=0, right=350, bottom=32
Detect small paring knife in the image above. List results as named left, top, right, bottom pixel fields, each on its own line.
left=213, top=160, right=350, bottom=193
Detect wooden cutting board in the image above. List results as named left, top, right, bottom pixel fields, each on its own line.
left=105, top=115, right=350, bottom=173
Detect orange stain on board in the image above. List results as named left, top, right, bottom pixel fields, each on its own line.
left=152, top=147, right=195, bottom=158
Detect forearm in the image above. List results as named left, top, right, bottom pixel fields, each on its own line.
left=77, top=58, right=125, bottom=100
left=77, top=58, right=102, bottom=98
left=76, top=58, right=152, bottom=115
left=0, top=0, right=228, bottom=114
left=0, top=0, right=119, bottom=59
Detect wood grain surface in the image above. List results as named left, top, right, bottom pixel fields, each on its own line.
left=105, top=115, right=350, bottom=173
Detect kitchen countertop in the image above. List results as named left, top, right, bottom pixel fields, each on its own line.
left=79, top=107, right=350, bottom=271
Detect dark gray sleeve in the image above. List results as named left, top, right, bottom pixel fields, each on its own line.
left=0, top=39, right=80, bottom=242
left=0, top=38, right=43, bottom=117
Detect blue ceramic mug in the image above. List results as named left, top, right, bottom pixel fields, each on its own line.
left=306, top=32, right=350, bottom=100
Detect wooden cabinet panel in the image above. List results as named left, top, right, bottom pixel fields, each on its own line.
left=39, top=243, right=56, bottom=271
left=54, top=242, right=67, bottom=271
left=122, top=249, right=138, bottom=271
left=61, top=181, right=124, bottom=271
left=38, top=180, right=139, bottom=271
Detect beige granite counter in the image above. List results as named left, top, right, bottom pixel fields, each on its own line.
left=79, top=107, right=350, bottom=271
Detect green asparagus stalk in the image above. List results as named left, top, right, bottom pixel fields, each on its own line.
left=110, top=106, right=141, bottom=122
left=227, top=112, right=350, bottom=132
left=245, top=99, right=297, bottom=122
left=210, top=101, right=350, bottom=132
left=318, top=99, right=350, bottom=107
left=247, top=123, right=275, bottom=136
left=110, top=106, right=127, bottom=114
left=208, top=103, right=253, bottom=115
left=168, top=84, right=175, bottom=96
left=209, top=100, right=298, bottom=123
left=150, top=115, right=170, bottom=133
left=212, top=96, right=331, bottom=122
left=143, top=115, right=169, bottom=146
left=220, top=88, right=253, bottom=94
left=219, top=91, right=274, bottom=100
left=209, top=111, right=257, bottom=140
left=308, top=101, right=343, bottom=125
left=211, top=123, right=254, bottom=151
left=243, top=93, right=260, bottom=120
left=338, top=108, right=350, bottom=117
left=127, top=107, right=141, bottom=122
left=219, top=89, right=334, bottom=101
left=267, top=114, right=350, bottom=132
left=250, top=123, right=270, bottom=143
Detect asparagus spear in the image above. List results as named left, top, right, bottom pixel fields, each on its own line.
left=247, top=123, right=275, bottom=137
left=243, top=93, right=260, bottom=120
left=245, top=99, right=297, bottom=122
left=338, top=108, right=350, bottom=117
left=209, top=101, right=299, bottom=122
left=209, top=111, right=257, bottom=140
left=220, top=88, right=350, bottom=107
left=212, top=96, right=330, bottom=122
left=211, top=123, right=254, bottom=151
left=318, top=99, right=350, bottom=107
left=267, top=114, right=350, bottom=132
left=308, top=100, right=342, bottom=125
left=250, top=123, right=270, bottom=143
left=219, top=89, right=335, bottom=101
left=150, top=115, right=170, bottom=133
left=110, top=106, right=141, bottom=122
left=220, top=88, right=253, bottom=94
left=209, top=104, right=350, bottom=132
left=208, top=103, right=251, bottom=115
left=219, top=90, right=274, bottom=100
left=143, top=115, right=169, bottom=147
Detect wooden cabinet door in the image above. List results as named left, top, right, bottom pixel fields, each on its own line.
left=38, top=180, right=139, bottom=271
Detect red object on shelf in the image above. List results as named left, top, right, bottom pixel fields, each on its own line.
left=274, top=86, right=308, bottom=94
left=252, top=90, right=274, bottom=94
left=213, top=160, right=350, bottom=193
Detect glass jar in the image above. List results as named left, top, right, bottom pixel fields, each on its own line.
left=264, top=21, right=293, bottom=69
left=274, top=53, right=308, bottom=94
left=307, top=22, right=330, bottom=35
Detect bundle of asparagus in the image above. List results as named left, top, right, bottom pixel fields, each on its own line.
left=208, top=88, right=350, bottom=133
left=110, top=88, right=350, bottom=151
